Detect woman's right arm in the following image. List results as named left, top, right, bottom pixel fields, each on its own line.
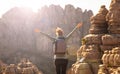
left=40, top=31, right=56, bottom=41
left=35, top=29, right=56, bottom=41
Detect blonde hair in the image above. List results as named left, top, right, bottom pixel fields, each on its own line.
left=56, top=27, right=64, bottom=36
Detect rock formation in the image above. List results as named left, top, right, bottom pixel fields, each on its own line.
left=70, top=0, right=120, bottom=74
left=2, top=58, right=43, bottom=74
left=89, top=5, right=108, bottom=34
left=70, top=5, right=108, bottom=74
left=99, top=47, right=120, bottom=74
left=98, top=1, right=120, bottom=73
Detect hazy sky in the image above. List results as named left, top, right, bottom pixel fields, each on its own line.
left=0, top=0, right=111, bottom=17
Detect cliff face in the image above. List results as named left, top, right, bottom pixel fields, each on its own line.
left=0, top=5, right=93, bottom=74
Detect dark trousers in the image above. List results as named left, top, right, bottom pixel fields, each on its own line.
left=55, top=59, right=68, bottom=74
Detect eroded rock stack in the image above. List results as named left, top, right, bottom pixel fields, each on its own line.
left=2, top=58, right=43, bottom=74
left=17, top=58, right=42, bottom=74
left=0, top=60, right=7, bottom=74
left=101, top=0, right=120, bottom=52
left=68, top=0, right=120, bottom=74
left=106, top=0, right=120, bottom=34
left=69, top=5, right=109, bottom=74
left=98, top=0, right=120, bottom=74
left=89, top=5, right=108, bottom=34
left=98, top=47, right=120, bottom=74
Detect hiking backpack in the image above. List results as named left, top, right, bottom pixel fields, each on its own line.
left=54, top=38, right=66, bottom=54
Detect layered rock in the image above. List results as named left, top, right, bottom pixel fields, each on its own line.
left=0, top=60, right=7, bottom=74
left=100, top=0, right=120, bottom=51
left=3, top=58, right=43, bottom=74
left=70, top=5, right=109, bottom=74
left=89, top=5, right=108, bottom=34
left=98, top=47, right=120, bottom=74
left=60, top=0, right=120, bottom=74
left=101, top=34, right=120, bottom=51
left=98, top=0, right=120, bottom=74
left=106, top=0, right=120, bottom=34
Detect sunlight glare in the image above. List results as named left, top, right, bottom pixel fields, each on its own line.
left=16, top=0, right=46, bottom=12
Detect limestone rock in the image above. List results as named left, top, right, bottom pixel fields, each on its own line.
left=100, top=45, right=116, bottom=51
left=77, top=45, right=101, bottom=62
left=90, top=5, right=108, bottom=24
left=108, top=25, right=120, bottom=34
left=102, top=34, right=120, bottom=45
left=89, top=5, right=108, bottom=34
left=98, top=65, right=109, bottom=74
left=83, top=34, right=103, bottom=45
left=71, top=62, right=93, bottom=74
left=106, top=0, right=120, bottom=25
left=4, top=64, right=18, bottom=74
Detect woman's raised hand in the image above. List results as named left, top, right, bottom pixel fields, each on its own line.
left=76, top=23, right=83, bottom=28
left=34, top=29, right=40, bottom=33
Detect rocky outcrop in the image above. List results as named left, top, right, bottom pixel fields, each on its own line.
left=70, top=0, right=120, bottom=74
left=89, top=5, right=108, bottom=34
left=0, top=59, right=43, bottom=74
left=70, top=5, right=109, bottom=74
left=98, top=0, right=120, bottom=74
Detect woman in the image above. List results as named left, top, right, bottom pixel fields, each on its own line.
left=35, top=23, right=82, bottom=74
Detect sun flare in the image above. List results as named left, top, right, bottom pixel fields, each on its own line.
left=16, top=0, right=48, bottom=12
